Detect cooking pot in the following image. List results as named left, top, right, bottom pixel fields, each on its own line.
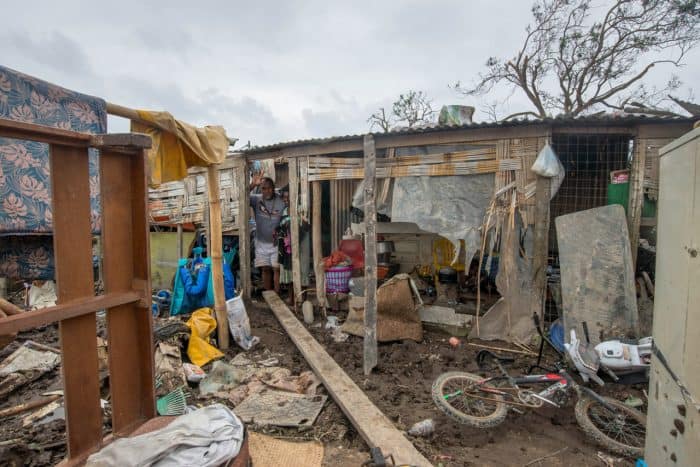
left=377, top=241, right=395, bottom=254
left=438, top=266, right=458, bottom=284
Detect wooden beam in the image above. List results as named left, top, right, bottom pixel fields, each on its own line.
left=289, top=158, right=302, bottom=303
left=628, top=140, right=647, bottom=267
left=236, top=158, right=251, bottom=299
left=50, top=145, right=102, bottom=459
left=243, top=124, right=550, bottom=160
left=531, top=176, right=551, bottom=322
left=0, top=118, right=92, bottom=147
left=312, top=182, right=327, bottom=310
left=207, top=164, right=229, bottom=349
left=100, top=147, right=156, bottom=434
left=0, top=292, right=140, bottom=335
left=262, top=291, right=431, bottom=467
left=362, top=135, right=378, bottom=376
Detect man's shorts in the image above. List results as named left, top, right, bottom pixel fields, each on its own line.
left=254, top=239, right=279, bottom=268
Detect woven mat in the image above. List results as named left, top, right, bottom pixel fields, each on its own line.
left=248, top=432, right=323, bottom=467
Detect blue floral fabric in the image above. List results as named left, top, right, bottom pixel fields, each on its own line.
left=0, top=65, right=106, bottom=280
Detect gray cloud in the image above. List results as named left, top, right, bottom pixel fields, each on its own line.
left=2, top=30, right=95, bottom=79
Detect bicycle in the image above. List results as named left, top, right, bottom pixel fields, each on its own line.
left=431, top=350, right=646, bottom=457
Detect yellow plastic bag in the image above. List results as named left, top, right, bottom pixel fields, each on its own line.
left=185, top=308, right=224, bottom=367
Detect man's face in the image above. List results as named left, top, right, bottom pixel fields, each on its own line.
left=262, top=181, right=274, bottom=200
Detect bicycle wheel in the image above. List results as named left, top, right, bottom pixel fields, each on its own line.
left=575, top=396, right=646, bottom=457
left=431, top=371, right=508, bottom=428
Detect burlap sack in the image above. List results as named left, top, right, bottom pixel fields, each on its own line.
left=342, top=274, right=423, bottom=342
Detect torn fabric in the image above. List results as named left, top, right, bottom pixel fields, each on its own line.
left=131, top=110, right=229, bottom=186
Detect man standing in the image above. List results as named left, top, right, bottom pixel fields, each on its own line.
left=250, top=175, right=286, bottom=293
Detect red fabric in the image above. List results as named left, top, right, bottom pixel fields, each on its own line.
left=339, top=239, right=364, bottom=270
left=323, top=250, right=351, bottom=269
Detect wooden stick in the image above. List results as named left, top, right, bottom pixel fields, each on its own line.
left=466, top=342, right=537, bottom=356
left=523, top=446, right=568, bottom=466
left=22, top=340, right=61, bottom=354
left=207, top=164, right=229, bottom=350
left=0, top=394, right=61, bottom=418
left=641, top=271, right=654, bottom=297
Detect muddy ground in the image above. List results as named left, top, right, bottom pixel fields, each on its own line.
left=0, top=298, right=643, bottom=466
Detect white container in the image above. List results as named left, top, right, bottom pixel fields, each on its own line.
left=302, top=300, right=314, bottom=324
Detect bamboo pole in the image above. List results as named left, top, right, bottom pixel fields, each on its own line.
left=206, top=165, right=229, bottom=350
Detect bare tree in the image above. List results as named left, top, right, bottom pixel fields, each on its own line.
left=368, top=90, right=436, bottom=131
left=457, top=0, right=700, bottom=119
left=367, top=107, right=393, bottom=132
left=392, top=91, right=436, bottom=127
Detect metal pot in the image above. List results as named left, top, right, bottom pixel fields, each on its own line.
left=438, top=266, right=458, bottom=284
left=377, top=241, right=395, bottom=254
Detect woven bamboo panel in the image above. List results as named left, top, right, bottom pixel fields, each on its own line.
left=148, top=167, right=240, bottom=231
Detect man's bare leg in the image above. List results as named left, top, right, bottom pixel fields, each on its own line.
left=261, top=266, right=272, bottom=290
left=273, top=267, right=280, bottom=295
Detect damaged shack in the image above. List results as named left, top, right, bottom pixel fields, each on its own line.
left=151, top=114, right=693, bottom=343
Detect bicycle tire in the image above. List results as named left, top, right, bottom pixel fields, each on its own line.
left=431, top=371, right=508, bottom=428
left=575, top=396, right=646, bottom=457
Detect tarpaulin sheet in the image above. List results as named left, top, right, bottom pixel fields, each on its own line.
left=391, top=174, right=494, bottom=264
left=0, top=65, right=107, bottom=234
left=131, top=110, right=229, bottom=186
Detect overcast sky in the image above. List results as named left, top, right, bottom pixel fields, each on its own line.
left=2, top=0, right=698, bottom=147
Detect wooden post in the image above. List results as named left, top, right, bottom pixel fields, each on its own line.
left=628, top=139, right=647, bottom=267
left=289, top=158, right=302, bottom=304
left=363, top=135, right=378, bottom=375
left=236, top=157, right=251, bottom=299
left=50, top=145, right=102, bottom=458
left=531, top=175, right=551, bottom=322
left=176, top=223, right=183, bottom=259
left=312, top=181, right=327, bottom=311
left=207, top=164, right=229, bottom=350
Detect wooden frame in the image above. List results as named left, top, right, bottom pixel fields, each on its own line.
left=0, top=118, right=155, bottom=463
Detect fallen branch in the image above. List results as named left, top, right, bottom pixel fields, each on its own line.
left=467, top=342, right=537, bottom=356
left=0, top=394, right=61, bottom=419
left=523, top=446, right=568, bottom=466
left=22, top=340, right=61, bottom=354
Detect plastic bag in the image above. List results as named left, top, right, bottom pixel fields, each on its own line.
left=226, top=296, right=260, bottom=351
left=185, top=308, right=224, bottom=367
left=531, top=143, right=565, bottom=199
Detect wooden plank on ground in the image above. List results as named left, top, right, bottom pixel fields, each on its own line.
left=50, top=145, right=102, bottom=458
left=262, top=291, right=432, bottom=467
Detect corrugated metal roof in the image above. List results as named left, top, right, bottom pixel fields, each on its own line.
left=242, top=113, right=696, bottom=155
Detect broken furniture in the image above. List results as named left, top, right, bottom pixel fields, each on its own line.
left=0, top=118, right=155, bottom=464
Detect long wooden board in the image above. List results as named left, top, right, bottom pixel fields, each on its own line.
left=262, top=291, right=432, bottom=467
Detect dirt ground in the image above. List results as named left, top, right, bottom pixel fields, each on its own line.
left=0, top=298, right=644, bottom=466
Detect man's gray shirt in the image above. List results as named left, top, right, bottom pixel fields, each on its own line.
left=250, top=194, right=286, bottom=244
